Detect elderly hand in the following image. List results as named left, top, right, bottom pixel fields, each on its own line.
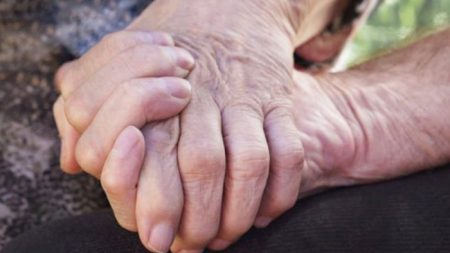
left=56, top=0, right=344, bottom=252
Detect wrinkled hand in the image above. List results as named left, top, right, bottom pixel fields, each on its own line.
left=55, top=0, right=348, bottom=252
left=122, top=1, right=342, bottom=252
left=55, top=2, right=449, bottom=252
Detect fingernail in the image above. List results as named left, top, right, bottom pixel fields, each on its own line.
left=165, top=79, right=191, bottom=99
left=148, top=223, right=175, bottom=253
left=254, top=216, right=272, bottom=228
left=208, top=239, right=230, bottom=250
left=112, top=126, right=141, bottom=159
left=175, top=49, right=195, bottom=70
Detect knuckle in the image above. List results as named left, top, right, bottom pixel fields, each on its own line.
left=57, top=66, right=77, bottom=98
left=264, top=106, right=305, bottom=171
left=64, top=94, right=91, bottom=130
left=119, top=44, right=180, bottom=77
left=118, top=80, right=163, bottom=114
left=126, top=44, right=152, bottom=66
left=54, top=67, right=65, bottom=87
left=272, top=136, right=304, bottom=170
left=101, top=31, right=142, bottom=53
left=118, top=80, right=139, bottom=100
left=159, top=47, right=178, bottom=65
left=180, top=143, right=225, bottom=182
left=148, top=31, right=174, bottom=45
left=52, top=97, right=63, bottom=118
left=101, top=172, right=131, bottom=197
left=229, top=148, right=270, bottom=181
left=118, top=81, right=145, bottom=105
left=224, top=100, right=263, bottom=117
left=142, top=121, right=179, bottom=149
left=54, top=63, right=71, bottom=89
left=75, top=139, right=103, bottom=177
left=264, top=103, right=294, bottom=127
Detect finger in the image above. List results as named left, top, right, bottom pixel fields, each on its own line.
left=64, top=44, right=195, bottom=132
left=170, top=94, right=225, bottom=252
left=255, top=107, right=304, bottom=228
left=208, top=104, right=270, bottom=251
left=101, top=126, right=145, bottom=232
left=52, top=96, right=82, bottom=174
left=136, top=120, right=184, bottom=253
left=75, top=77, right=191, bottom=178
left=54, top=61, right=76, bottom=92
left=55, top=30, right=175, bottom=94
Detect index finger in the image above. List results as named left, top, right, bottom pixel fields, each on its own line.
left=55, top=30, right=174, bottom=95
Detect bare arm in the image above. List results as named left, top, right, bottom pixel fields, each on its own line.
left=293, top=28, right=450, bottom=195
left=340, top=28, right=450, bottom=182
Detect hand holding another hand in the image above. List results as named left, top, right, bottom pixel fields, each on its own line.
left=53, top=31, right=195, bottom=251
left=54, top=0, right=362, bottom=252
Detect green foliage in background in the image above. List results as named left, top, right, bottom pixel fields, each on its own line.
left=340, top=0, right=450, bottom=68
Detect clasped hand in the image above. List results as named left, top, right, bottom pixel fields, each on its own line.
left=53, top=1, right=359, bottom=252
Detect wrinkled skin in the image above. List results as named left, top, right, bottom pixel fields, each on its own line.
left=54, top=0, right=362, bottom=252
left=125, top=1, right=345, bottom=252
left=55, top=1, right=450, bottom=250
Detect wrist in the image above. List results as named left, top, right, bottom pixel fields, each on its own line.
left=290, top=72, right=362, bottom=195
left=322, top=68, right=450, bottom=186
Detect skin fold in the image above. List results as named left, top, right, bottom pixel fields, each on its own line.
left=53, top=0, right=450, bottom=252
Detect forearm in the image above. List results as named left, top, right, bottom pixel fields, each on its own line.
left=328, top=28, right=450, bottom=184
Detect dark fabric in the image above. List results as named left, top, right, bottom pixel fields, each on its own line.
left=3, top=165, right=450, bottom=253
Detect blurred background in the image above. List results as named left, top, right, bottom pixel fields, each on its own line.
left=340, top=0, right=450, bottom=68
